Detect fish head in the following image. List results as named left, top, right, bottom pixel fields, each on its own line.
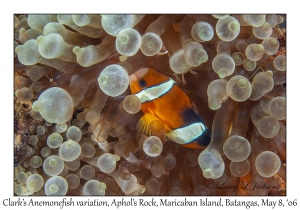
left=129, top=68, right=169, bottom=94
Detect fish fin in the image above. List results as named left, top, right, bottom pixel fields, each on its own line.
left=152, top=111, right=172, bottom=133
left=136, top=114, right=157, bottom=136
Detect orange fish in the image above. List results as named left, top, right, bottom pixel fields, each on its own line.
left=129, top=68, right=210, bottom=149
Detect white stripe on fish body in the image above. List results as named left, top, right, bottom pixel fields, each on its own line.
left=165, top=122, right=206, bottom=144
left=135, top=79, right=175, bottom=103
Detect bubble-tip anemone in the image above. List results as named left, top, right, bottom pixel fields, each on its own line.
left=32, top=87, right=74, bottom=124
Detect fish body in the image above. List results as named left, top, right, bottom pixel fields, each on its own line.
left=129, top=68, right=210, bottom=149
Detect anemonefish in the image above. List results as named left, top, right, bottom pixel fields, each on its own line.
left=129, top=68, right=211, bottom=149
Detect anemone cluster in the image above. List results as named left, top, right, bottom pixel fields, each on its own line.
left=14, top=14, right=286, bottom=196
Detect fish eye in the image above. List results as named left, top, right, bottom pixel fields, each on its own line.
left=138, top=79, right=147, bottom=88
